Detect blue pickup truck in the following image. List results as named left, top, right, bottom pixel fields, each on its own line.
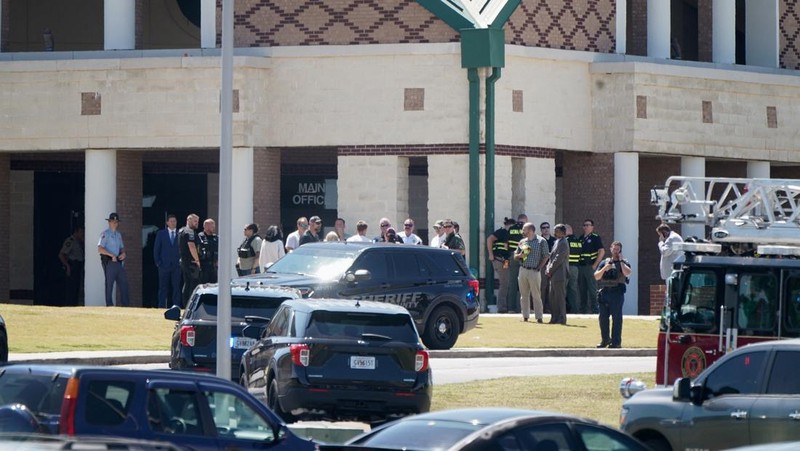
left=0, top=364, right=317, bottom=450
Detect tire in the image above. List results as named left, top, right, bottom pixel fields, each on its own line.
left=422, top=307, right=460, bottom=350
left=0, top=328, right=8, bottom=363
left=267, top=379, right=295, bottom=423
left=642, top=436, right=671, bottom=451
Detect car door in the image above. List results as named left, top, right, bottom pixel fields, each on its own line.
left=245, top=306, right=292, bottom=395
left=145, top=380, right=214, bottom=450
left=338, top=250, right=391, bottom=299
left=749, top=349, right=800, bottom=445
left=679, top=350, right=768, bottom=450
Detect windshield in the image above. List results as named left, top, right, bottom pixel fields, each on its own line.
left=354, top=419, right=480, bottom=449
left=675, top=270, right=718, bottom=333
left=266, top=246, right=358, bottom=280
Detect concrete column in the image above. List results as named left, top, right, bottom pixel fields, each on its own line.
left=104, top=0, right=136, bottom=50
left=85, top=149, right=117, bottom=307
left=647, top=0, right=670, bottom=59
left=614, top=153, right=639, bottom=315
left=745, top=0, right=779, bottom=68
left=201, top=0, right=216, bottom=49
left=228, top=147, right=254, bottom=277
left=713, top=0, right=736, bottom=64
left=616, top=0, right=627, bottom=54
left=681, top=156, right=706, bottom=240
left=747, top=161, right=770, bottom=179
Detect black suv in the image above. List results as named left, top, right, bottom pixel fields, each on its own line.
left=239, top=299, right=433, bottom=423
left=234, top=242, right=480, bottom=349
left=165, top=283, right=300, bottom=380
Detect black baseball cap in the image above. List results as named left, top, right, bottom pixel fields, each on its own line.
left=106, top=212, right=120, bottom=222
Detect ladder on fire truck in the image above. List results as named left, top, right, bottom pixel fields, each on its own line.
left=650, top=176, right=800, bottom=255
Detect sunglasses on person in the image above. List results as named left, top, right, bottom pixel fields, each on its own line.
left=380, top=223, right=390, bottom=227
left=404, top=223, right=413, bottom=228
left=443, top=224, right=454, bottom=228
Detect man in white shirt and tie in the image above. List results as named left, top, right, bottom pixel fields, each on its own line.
left=154, top=214, right=182, bottom=308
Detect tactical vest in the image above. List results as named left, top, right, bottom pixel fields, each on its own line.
left=508, top=224, right=524, bottom=251
left=567, top=236, right=582, bottom=264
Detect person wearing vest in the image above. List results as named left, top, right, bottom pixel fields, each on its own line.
left=506, top=213, right=527, bottom=313
left=486, top=217, right=516, bottom=313
left=179, top=214, right=201, bottom=307
left=594, top=240, right=631, bottom=348
left=236, top=223, right=262, bottom=276
left=566, top=224, right=582, bottom=314
left=577, top=219, right=605, bottom=314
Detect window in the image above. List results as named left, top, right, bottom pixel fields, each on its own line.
left=351, top=252, right=388, bottom=279
left=783, top=276, right=800, bottom=335
left=678, top=271, right=718, bottom=332
left=194, top=294, right=292, bottom=321
left=84, top=381, right=134, bottom=427
left=766, top=351, right=800, bottom=394
left=266, top=307, right=290, bottom=338
left=147, top=388, right=203, bottom=436
left=305, top=311, right=418, bottom=342
left=704, top=351, right=766, bottom=397
left=204, top=390, right=275, bottom=441
left=514, top=423, right=572, bottom=450
left=575, top=424, right=644, bottom=451
left=390, top=253, right=422, bottom=279
left=737, top=273, right=777, bottom=332
left=428, top=252, right=466, bottom=277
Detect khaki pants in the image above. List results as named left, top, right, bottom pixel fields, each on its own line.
left=492, top=259, right=510, bottom=312
left=518, top=267, right=543, bottom=321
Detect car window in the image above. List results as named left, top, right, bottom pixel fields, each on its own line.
left=267, top=246, right=357, bottom=279
left=513, top=423, right=573, bottom=451
left=147, top=388, right=204, bottom=436
left=305, top=311, right=418, bottom=342
left=766, top=350, right=800, bottom=394
left=678, top=270, right=717, bottom=333
left=0, top=373, right=67, bottom=415
left=84, top=380, right=134, bottom=427
left=266, top=307, right=290, bottom=337
left=704, top=351, right=767, bottom=397
left=737, top=273, right=777, bottom=332
left=352, top=419, right=480, bottom=448
left=427, top=252, right=467, bottom=277
left=574, top=423, right=645, bottom=451
left=389, top=252, right=424, bottom=279
left=783, top=275, right=800, bottom=335
left=193, top=294, right=291, bottom=321
left=351, top=251, right=388, bottom=279
left=204, top=390, right=275, bottom=442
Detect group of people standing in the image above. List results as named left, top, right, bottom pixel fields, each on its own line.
left=487, top=215, right=634, bottom=348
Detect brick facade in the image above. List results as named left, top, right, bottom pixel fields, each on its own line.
left=1, top=0, right=9, bottom=53
left=0, top=155, right=8, bottom=302
left=230, top=0, right=616, bottom=53
left=780, top=0, right=800, bottom=69
left=117, top=151, right=143, bottom=307
left=337, top=144, right=556, bottom=159
left=253, top=147, right=281, bottom=230
left=627, top=0, right=647, bottom=56
left=561, top=152, right=614, bottom=241
left=697, top=0, right=712, bottom=63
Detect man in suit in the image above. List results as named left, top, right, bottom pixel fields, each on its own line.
left=153, top=214, right=181, bottom=308
left=545, top=224, right=570, bottom=325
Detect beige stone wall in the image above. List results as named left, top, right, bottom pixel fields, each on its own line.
left=337, top=155, right=405, bottom=232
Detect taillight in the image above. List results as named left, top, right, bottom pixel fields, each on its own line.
left=59, top=377, right=80, bottom=435
left=290, top=344, right=310, bottom=367
left=415, top=350, right=429, bottom=372
left=468, top=279, right=480, bottom=297
left=180, top=325, right=195, bottom=347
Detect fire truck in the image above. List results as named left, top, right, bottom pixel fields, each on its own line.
left=651, top=176, right=800, bottom=385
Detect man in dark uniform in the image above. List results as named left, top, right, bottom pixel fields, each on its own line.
left=197, top=218, right=219, bottom=284
left=539, top=222, right=557, bottom=314
left=487, top=217, right=515, bottom=313
left=565, top=224, right=582, bottom=314
left=58, top=225, right=84, bottom=306
left=506, top=213, right=527, bottom=313
left=179, top=214, right=201, bottom=307
left=594, top=240, right=631, bottom=348
left=578, top=219, right=605, bottom=314
left=299, top=216, right=322, bottom=246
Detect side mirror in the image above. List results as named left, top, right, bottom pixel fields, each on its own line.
left=672, top=377, right=691, bottom=401
left=164, top=305, right=181, bottom=321
left=689, top=384, right=705, bottom=406
left=242, top=324, right=267, bottom=340
left=345, top=269, right=371, bottom=282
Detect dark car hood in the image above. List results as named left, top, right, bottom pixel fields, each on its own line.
left=235, top=272, right=337, bottom=292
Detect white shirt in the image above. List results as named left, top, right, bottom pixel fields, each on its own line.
left=260, top=239, right=286, bottom=270
left=658, top=231, right=684, bottom=280
left=430, top=233, right=445, bottom=248
left=286, top=231, right=301, bottom=251
left=346, top=234, right=371, bottom=243
left=400, top=232, right=422, bottom=245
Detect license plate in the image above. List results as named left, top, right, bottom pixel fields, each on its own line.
left=232, top=337, right=257, bottom=349
left=350, top=356, right=375, bottom=370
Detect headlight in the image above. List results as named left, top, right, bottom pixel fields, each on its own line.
left=619, top=377, right=647, bottom=398
left=620, top=406, right=629, bottom=427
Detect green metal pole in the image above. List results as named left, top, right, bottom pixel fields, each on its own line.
left=468, top=68, right=480, bottom=276
left=484, top=67, right=501, bottom=311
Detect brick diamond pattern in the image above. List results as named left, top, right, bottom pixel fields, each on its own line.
left=232, top=0, right=616, bottom=52
left=780, top=0, right=800, bottom=70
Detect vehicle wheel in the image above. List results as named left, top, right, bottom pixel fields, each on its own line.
left=642, top=436, right=671, bottom=451
left=422, top=307, right=459, bottom=350
left=267, top=379, right=295, bottom=423
left=0, top=328, right=8, bottom=363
